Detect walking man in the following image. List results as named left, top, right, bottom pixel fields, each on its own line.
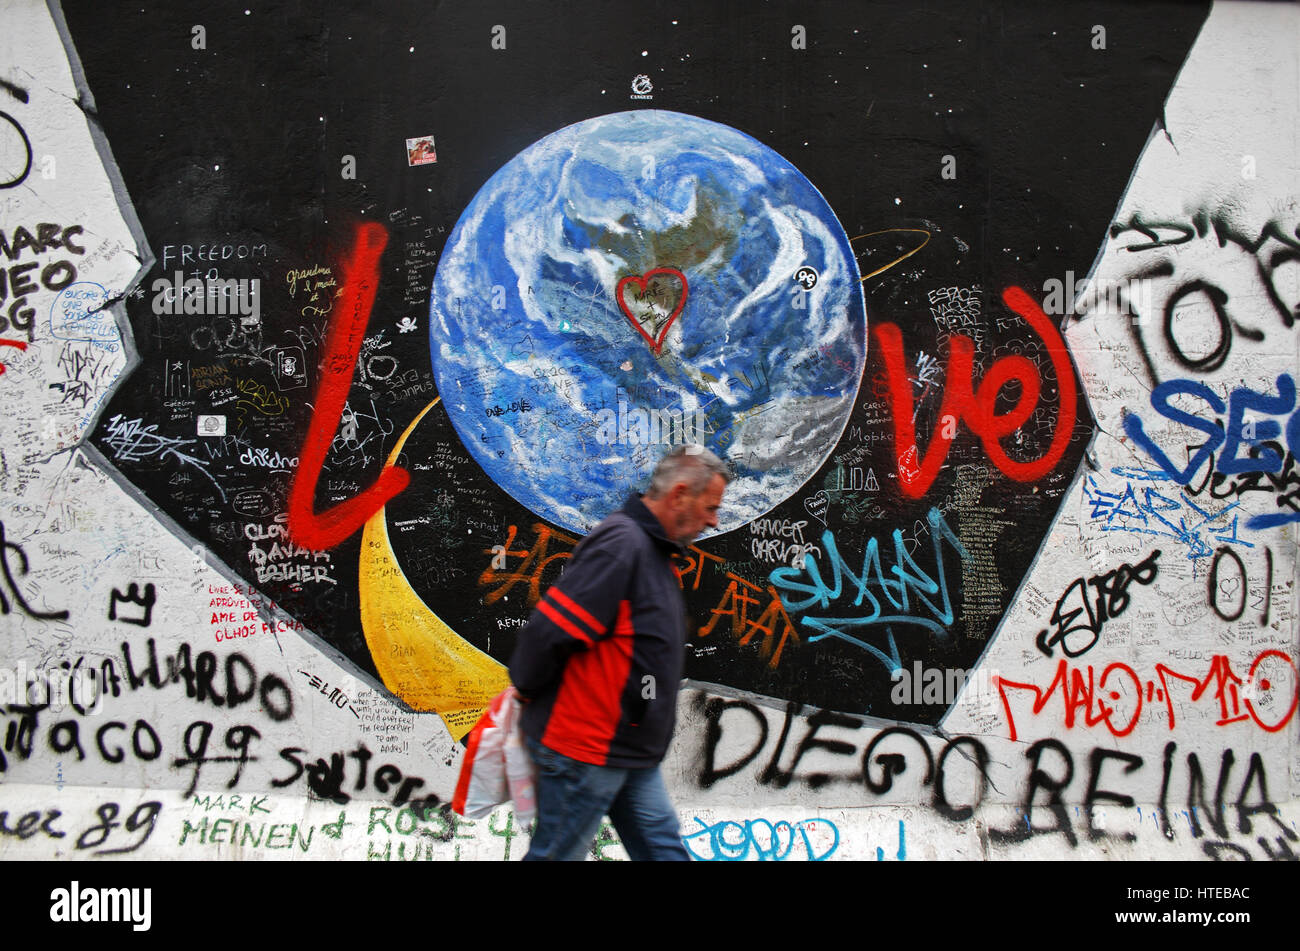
left=508, top=444, right=730, bottom=860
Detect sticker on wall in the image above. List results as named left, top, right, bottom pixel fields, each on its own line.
left=272, top=346, right=306, bottom=389
left=406, top=135, right=437, bottom=166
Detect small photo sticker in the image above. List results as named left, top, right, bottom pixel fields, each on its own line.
left=197, top=414, right=226, bottom=437
left=407, top=135, right=437, bottom=166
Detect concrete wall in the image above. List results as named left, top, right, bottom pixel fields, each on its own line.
left=0, top=0, right=1296, bottom=860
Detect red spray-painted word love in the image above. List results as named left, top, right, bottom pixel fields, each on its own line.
left=616, top=268, right=688, bottom=355
left=874, top=286, right=1077, bottom=498
left=287, top=223, right=410, bottom=550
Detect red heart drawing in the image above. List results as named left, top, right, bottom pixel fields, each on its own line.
left=616, top=268, right=688, bottom=355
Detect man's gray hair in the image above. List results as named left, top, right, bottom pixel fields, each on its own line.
left=645, top=444, right=731, bottom=498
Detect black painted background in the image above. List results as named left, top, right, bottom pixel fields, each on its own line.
left=61, top=0, right=1208, bottom=723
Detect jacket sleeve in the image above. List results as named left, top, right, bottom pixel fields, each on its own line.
left=507, top=522, right=634, bottom=700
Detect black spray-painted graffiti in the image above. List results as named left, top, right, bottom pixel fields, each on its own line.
left=1107, top=213, right=1300, bottom=386
left=0, top=521, right=69, bottom=621
left=0, top=798, right=161, bottom=856
left=1035, top=550, right=1160, bottom=657
left=0, top=79, right=32, bottom=190
left=694, top=695, right=1296, bottom=860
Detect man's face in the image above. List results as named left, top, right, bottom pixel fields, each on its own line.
left=669, top=473, right=727, bottom=543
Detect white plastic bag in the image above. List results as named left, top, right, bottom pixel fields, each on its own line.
left=452, top=687, right=536, bottom=822
left=501, top=691, right=536, bottom=823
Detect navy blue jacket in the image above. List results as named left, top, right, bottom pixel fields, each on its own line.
left=508, top=496, right=687, bottom=768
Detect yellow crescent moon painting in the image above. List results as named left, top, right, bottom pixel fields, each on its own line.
left=358, top=397, right=510, bottom=740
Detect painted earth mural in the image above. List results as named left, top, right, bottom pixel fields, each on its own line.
left=428, top=110, right=865, bottom=536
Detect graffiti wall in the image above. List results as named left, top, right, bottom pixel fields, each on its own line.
left=0, top=0, right=1296, bottom=862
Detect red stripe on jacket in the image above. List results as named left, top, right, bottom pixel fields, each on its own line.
left=538, top=599, right=595, bottom=647
left=542, top=600, right=635, bottom=764
left=548, top=587, right=606, bottom=637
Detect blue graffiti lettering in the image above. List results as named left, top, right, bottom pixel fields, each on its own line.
left=1123, top=372, right=1300, bottom=530
left=681, top=816, right=839, bottom=861
left=1085, top=473, right=1251, bottom=567
left=769, top=507, right=967, bottom=672
left=876, top=820, right=906, bottom=861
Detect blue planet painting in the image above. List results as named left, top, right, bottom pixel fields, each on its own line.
left=429, top=110, right=866, bottom=536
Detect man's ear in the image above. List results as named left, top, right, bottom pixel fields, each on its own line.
left=668, top=481, right=690, bottom=506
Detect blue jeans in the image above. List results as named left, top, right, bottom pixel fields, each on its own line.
left=523, top=737, right=690, bottom=861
